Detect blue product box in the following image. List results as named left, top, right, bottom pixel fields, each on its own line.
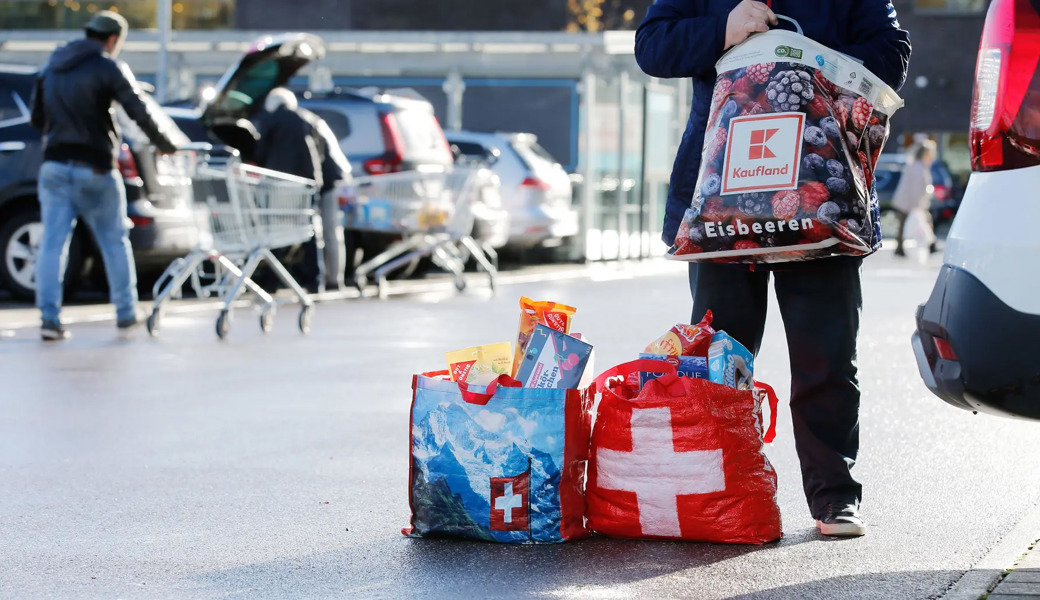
left=707, top=332, right=755, bottom=389
left=638, top=353, right=709, bottom=388
left=515, top=324, right=594, bottom=389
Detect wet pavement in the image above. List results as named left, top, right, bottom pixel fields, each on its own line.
left=2, top=252, right=1038, bottom=599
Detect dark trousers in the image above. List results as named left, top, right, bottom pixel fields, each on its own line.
left=689, top=259, right=863, bottom=519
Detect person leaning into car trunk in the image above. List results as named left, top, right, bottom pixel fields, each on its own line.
left=30, top=11, right=179, bottom=341
left=635, top=0, right=910, bottom=537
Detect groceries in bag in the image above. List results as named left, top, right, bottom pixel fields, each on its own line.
left=515, top=324, right=594, bottom=389
left=445, top=342, right=514, bottom=385
left=512, top=297, right=577, bottom=377
left=708, top=332, right=755, bottom=390
left=672, top=27, right=903, bottom=263
left=638, top=354, right=709, bottom=388
left=644, top=310, right=716, bottom=357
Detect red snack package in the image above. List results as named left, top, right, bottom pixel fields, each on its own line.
left=644, top=311, right=716, bottom=358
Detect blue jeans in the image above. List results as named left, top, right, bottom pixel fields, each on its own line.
left=36, top=161, right=138, bottom=323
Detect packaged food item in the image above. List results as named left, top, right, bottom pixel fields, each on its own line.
left=638, top=353, right=709, bottom=388
left=512, top=297, right=577, bottom=377
left=644, top=310, right=715, bottom=357
left=708, top=332, right=755, bottom=390
left=515, top=324, right=593, bottom=389
left=445, top=342, right=514, bottom=386
left=672, top=28, right=904, bottom=263
left=572, top=333, right=596, bottom=390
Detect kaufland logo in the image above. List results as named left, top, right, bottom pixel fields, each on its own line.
left=722, top=113, right=804, bottom=194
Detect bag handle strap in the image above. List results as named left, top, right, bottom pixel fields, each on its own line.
left=457, top=374, right=523, bottom=405
left=754, top=381, right=780, bottom=443
left=591, top=359, right=677, bottom=394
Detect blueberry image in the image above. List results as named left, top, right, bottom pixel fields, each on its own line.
left=803, top=126, right=827, bottom=147
left=803, top=153, right=825, bottom=172
left=826, top=177, right=850, bottom=196
left=820, top=116, right=842, bottom=139
left=817, top=201, right=841, bottom=225
left=826, top=159, right=845, bottom=179
left=732, top=67, right=747, bottom=80
left=868, top=125, right=886, bottom=148
left=701, top=173, right=722, bottom=197
left=719, top=99, right=739, bottom=127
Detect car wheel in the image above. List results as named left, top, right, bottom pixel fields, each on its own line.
left=0, top=207, right=83, bottom=302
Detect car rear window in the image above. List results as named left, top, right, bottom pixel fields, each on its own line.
left=395, top=107, right=452, bottom=166
left=511, top=139, right=560, bottom=170
left=325, top=103, right=384, bottom=157
left=0, top=89, right=26, bottom=122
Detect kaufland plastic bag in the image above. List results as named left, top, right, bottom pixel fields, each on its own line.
left=586, top=360, right=782, bottom=544
left=672, top=22, right=903, bottom=263
left=404, top=371, right=590, bottom=543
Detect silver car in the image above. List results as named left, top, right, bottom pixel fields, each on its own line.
left=446, top=131, right=578, bottom=250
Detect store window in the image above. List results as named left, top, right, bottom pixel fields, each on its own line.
left=0, top=0, right=234, bottom=29
left=914, top=0, right=986, bottom=13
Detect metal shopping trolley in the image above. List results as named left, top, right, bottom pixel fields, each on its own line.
left=345, top=167, right=497, bottom=299
left=147, top=153, right=320, bottom=339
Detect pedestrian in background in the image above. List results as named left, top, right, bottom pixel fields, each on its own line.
left=31, top=11, right=180, bottom=341
left=635, top=0, right=910, bottom=537
left=892, top=140, right=938, bottom=257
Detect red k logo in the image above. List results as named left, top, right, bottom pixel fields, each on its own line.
left=748, top=128, right=779, bottom=160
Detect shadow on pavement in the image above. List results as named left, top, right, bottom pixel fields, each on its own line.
left=727, top=569, right=979, bottom=600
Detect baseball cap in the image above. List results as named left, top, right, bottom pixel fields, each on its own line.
left=84, top=10, right=128, bottom=37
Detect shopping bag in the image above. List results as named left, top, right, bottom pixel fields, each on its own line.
left=586, top=360, right=782, bottom=544
left=404, top=371, right=591, bottom=543
left=672, top=20, right=903, bottom=263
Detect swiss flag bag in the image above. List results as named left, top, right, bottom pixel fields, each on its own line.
left=404, top=372, right=590, bottom=543
left=586, top=360, right=782, bottom=544
left=672, top=19, right=903, bottom=263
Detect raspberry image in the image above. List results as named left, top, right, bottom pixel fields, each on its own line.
left=675, top=238, right=704, bottom=255
left=712, top=78, right=733, bottom=111
left=799, top=181, right=830, bottom=213
left=826, top=159, right=845, bottom=179
left=701, top=173, right=722, bottom=197
left=704, top=127, right=727, bottom=163
left=731, top=77, right=756, bottom=99
left=677, top=218, right=691, bottom=240
left=802, top=221, right=833, bottom=243
left=771, top=190, right=801, bottom=220
left=827, top=177, right=851, bottom=196
left=807, top=95, right=830, bottom=120
left=851, top=97, right=872, bottom=131
left=803, top=126, right=827, bottom=147
left=833, top=99, right=849, bottom=127
left=814, top=71, right=840, bottom=99
left=747, top=62, right=775, bottom=84
left=701, top=196, right=727, bottom=222
left=737, top=193, right=770, bottom=216
left=817, top=201, right=841, bottom=224
left=740, top=101, right=766, bottom=116
left=868, top=125, right=886, bottom=148
left=820, top=116, right=842, bottom=139
left=734, top=240, right=761, bottom=251
left=765, top=69, right=814, bottom=112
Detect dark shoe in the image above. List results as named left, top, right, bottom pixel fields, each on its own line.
left=816, top=503, right=867, bottom=537
left=117, top=315, right=140, bottom=340
left=929, top=241, right=941, bottom=254
left=41, top=321, right=71, bottom=341
left=893, top=248, right=907, bottom=258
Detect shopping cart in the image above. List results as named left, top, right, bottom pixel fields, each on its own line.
left=345, top=167, right=497, bottom=299
left=147, top=153, right=320, bottom=339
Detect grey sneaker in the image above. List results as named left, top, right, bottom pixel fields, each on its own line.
left=41, top=321, right=71, bottom=341
left=116, top=315, right=141, bottom=340
left=816, top=502, right=867, bottom=537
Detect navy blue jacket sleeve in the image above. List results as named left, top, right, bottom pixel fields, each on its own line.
left=834, top=0, right=912, bottom=91
left=634, top=0, right=728, bottom=79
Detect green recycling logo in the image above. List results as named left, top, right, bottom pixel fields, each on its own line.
left=774, top=45, right=803, bottom=60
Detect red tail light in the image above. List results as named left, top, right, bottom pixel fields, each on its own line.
left=933, top=184, right=951, bottom=201
left=520, top=177, right=551, bottom=191
left=934, top=337, right=958, bottom=361
left=118, top=144, right=140, bottom=180
left=129, top=216, right=153, bottom=227
left=970, top=0, right=1040, bottom=172
left=363, top=113, right=405, bottom=175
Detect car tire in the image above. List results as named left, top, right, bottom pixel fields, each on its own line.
left=0, top=206, right=83, bottom=302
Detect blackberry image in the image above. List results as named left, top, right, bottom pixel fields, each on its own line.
left=765, top=69, right=814, bottom=112
left=737, top=193, right=770, bottom=216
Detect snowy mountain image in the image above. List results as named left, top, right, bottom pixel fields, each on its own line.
left=408, top=380, right=571, bottom=543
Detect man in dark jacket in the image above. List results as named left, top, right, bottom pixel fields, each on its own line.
left=31, top=11, right=180, bottom=341
left=635, top=0, right=911, bottom=537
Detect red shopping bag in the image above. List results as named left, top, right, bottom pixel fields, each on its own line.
left=586, top=360, right=781, bottom=544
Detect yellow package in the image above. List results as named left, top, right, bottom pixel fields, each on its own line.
left=511, top=297, right=577, bottom=377
left=446, top=343, right=514, bottom=386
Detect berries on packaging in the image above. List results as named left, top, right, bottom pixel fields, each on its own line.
left=868, top=125, right=886, bottom=148
left=732, top=77, right=757, bottom=99
left=712, top=78, right=733, bottom=111
left=814, top=71, right=840, bottom=99
left=802, top=221, right=833, bottom=243
left=807, top=95, right=830, bottom=120
left=766, top=69, right=814, bottom=112
left=826, top=159, right=845, bottom=179
left=803, top=153, right=826, bottom=175
left=747, top=62, right=775, bottom=84
left=846, top=132, right=861, bottom=152
left=701, top=196, right=727, bottom=222
left=799, top=181, right=830, bottom=213
left=826, top=177, right=851, bottom=196
left=732, top=67, right=748, bottom=80
left=704, top=127, right=728, bottom=163
left=719, top=99, right=740, bottom=127
left=817, top=201, right=841, bottom=224
left=676, top=238, right=704, bottom=255
left=820, top=116, right=842, bottom=140
left=771, top=190, right=802, bottom=220
left=833, top=99, right=849, bottom=126
left=701, top=173, right=722, bottom=197
left=851, top=97, right=872, bottom=131
left=740, top=101, right=766, bottom=116
left=734, top=240, right=762, bottom=251
left=803, top=126, right=827, bottom=147
left=737, top=193, right=770, bottom=216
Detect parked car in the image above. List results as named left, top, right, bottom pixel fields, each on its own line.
left=0, top=64, right=195, bottom=302
left=912, top=0, right=1040, bottom=420
left=873, top=154, right=960, bottom=237
left=445, top=130, right=579, bottom=252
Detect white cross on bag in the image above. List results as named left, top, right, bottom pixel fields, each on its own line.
left=494, top=482, right=523, bottom=523
left=597, top=407, right=726, bottom=537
